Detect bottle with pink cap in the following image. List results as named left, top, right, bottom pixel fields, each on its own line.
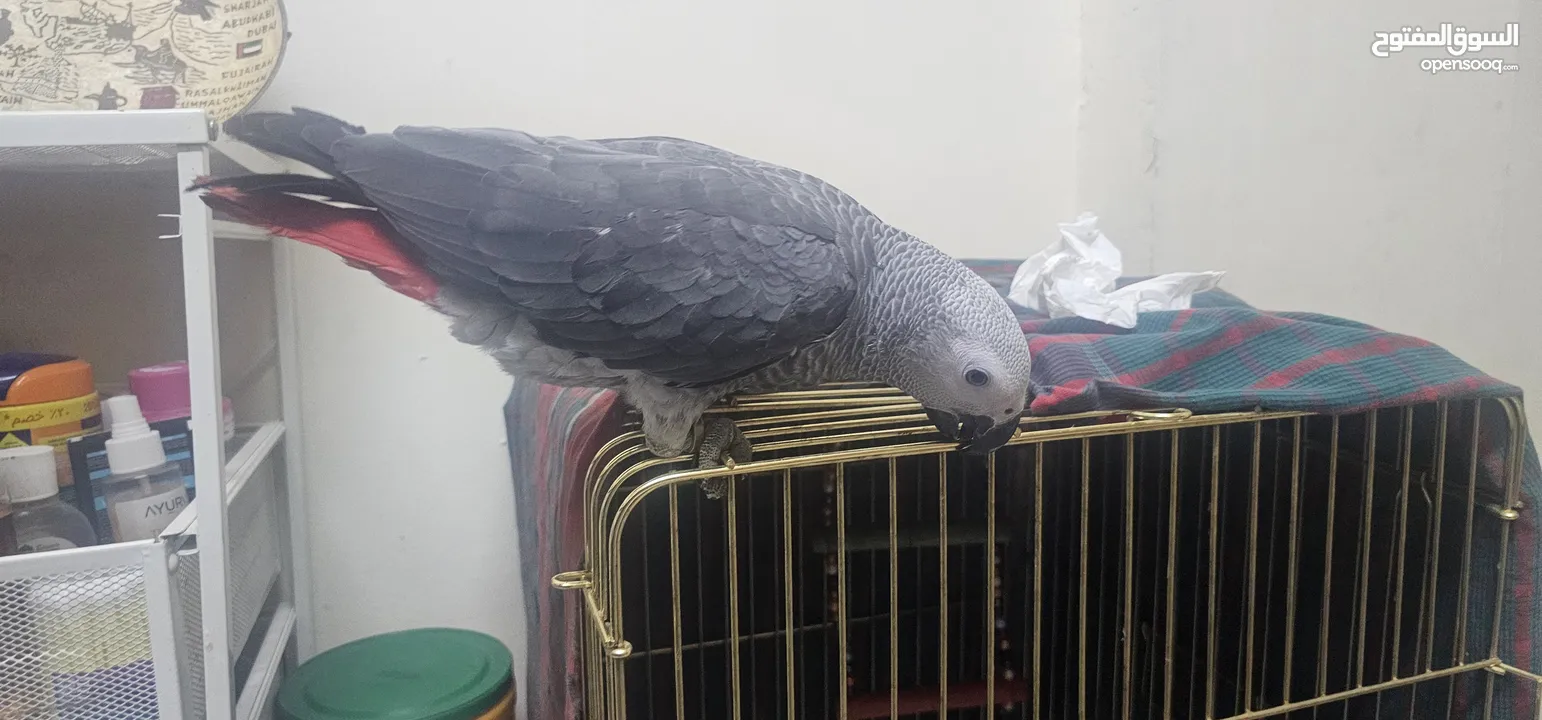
left=125, top=361, right=234, bottom=442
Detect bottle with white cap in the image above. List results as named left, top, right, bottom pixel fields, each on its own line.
left=0, top=445, right=97, bottom=553
left=99, top=394, right=189, bottom=542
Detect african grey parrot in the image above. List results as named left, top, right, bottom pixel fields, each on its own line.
left=196, top=108, right=1032, bottom=495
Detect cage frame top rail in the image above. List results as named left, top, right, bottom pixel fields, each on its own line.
left=558, top=386, right=1312, bottom=655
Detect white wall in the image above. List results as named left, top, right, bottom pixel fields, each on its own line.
left=256, top=0, right=1080, bottom=708
left=1077, top=0, right=1542, bottom=434
left=259, top=0, right=1539, bottom=712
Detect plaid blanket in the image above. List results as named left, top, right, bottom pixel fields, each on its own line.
left=507, top=259, right=1540, bottom=720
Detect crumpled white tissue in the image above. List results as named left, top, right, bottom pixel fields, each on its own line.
left=1006, top=212, right=1226, bottom=329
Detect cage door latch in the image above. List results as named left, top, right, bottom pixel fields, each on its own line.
left=553, top=570, right=634, bottom=660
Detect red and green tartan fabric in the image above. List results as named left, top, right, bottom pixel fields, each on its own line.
left=963, top=260, right=1529, bottom=417
left=506, top=259, right=1540, bottom=720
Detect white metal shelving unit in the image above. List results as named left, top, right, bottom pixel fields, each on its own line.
left=0, top=109, right=307, bottom=720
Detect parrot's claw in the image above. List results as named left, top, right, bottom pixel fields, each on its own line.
left=696, top=416, right=753, bottom=500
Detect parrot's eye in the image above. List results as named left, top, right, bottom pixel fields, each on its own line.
left=964, top=369, right=991, bottom=387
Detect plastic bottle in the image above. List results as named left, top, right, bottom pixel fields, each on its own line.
left=127, top=360, right=235, bottom=442
left=99, top=395, right=189, bottom=542
left=0, top=446, right=97, bottom=553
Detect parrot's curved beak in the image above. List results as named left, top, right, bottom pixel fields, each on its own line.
left=925, top=409, right=1022, bottom=455
left=925, top=409, right=964, bottom=441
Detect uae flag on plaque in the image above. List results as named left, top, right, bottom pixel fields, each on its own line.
left=236, top=39, right=264, bottom=59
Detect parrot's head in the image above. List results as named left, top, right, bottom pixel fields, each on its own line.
left=870, top=249, right=1032, bottom=455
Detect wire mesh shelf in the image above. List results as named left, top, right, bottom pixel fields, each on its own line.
left=0, top=540, right=201, bottom=720
left=0, top=144, right=181, bottom=170
left=0, top=108, right=299, bottom=720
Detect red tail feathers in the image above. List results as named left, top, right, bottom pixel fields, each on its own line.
left=199, top=183, right=440, bottom=302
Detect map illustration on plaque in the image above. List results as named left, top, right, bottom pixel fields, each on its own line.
left=0, top=0, right=287, bottom=122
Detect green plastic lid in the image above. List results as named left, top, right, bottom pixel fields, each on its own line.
left=276, top=628, right=513, bottom=720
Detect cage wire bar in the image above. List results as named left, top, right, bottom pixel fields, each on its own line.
left=554, top=386, right=1535, bottom=720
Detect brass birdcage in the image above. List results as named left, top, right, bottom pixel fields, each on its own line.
left=553, top=385, right=1536, bottom=719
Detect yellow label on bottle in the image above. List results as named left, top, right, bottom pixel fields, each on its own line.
left=0, top=394, right=101, bottom=432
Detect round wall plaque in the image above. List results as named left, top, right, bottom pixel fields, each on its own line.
left=0, top=0, right=287, bottom=122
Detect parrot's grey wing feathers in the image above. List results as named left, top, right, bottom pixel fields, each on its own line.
left=330, top=126, right=858, bottom=386
left=594, top=135, right=884, bottom=272
left=593, top=136, right=785, bottom=175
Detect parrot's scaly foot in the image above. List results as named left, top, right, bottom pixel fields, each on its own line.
left=696, top=416, right=753, bottom=500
